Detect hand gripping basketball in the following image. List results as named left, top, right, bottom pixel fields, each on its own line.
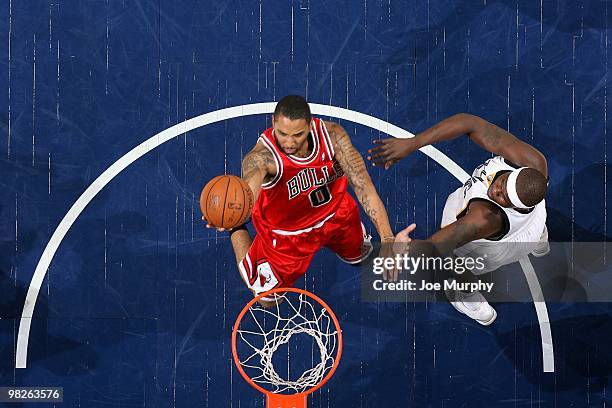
left=200, top=175, right=254, bottom=229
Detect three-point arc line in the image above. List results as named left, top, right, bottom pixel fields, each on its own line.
left=15, top=102, right=554, bottom=372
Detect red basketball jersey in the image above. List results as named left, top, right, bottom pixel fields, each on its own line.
left=252, top=117, right=348, bottom=232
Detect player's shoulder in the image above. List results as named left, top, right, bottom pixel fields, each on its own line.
left=465, top=199, right=504, bottom=223
left=478, top=155, right=505, bottom=169
left=244, top=140, right=277, bottom=170
left=252, top=128, right=276, bottom=161
left=321, top=120, right=350, bottom=144
left=454, top=199, right=506, bottom=240
left=242, top=140, right=282, bottom=176
left=321, top=119, right=341, bottom=132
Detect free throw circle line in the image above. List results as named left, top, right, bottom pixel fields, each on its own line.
left=16, top=102, right=552, bottom=373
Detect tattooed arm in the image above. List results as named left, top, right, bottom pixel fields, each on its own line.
left=369, top=114, right=547, bottom=177
left=325, top=121, right=394, bottom=242
left=241, top=143, right=277, bottom=201
left=204, top=143, right=276, bottom=232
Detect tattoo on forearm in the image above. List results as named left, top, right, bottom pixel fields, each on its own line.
left=362, top=198, right=378, bottom=219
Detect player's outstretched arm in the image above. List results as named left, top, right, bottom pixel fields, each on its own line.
left=368, top=114, right=547, bottom=177
left=457, top=114, right=548, bottom=178
left=400, top=201, right=504, bottom=258
left=241, top=143, right=277, bottom=202
left=206, top=144, right=276, bottom=232
left=325, top=121, right=394, bottom=242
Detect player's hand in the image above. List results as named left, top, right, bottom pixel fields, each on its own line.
left=202, top=216, right=227, bottom=232
left=391, top=223, right=416, bottom=280
left=393, top=223, right=416, bottom=258
left=367, top=138, right=420, bottom=169
left=379, top=236, right=398, bottom=282
left=395, top=223, right=416, bottom=244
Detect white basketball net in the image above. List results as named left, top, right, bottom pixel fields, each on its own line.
left=235, top=292, right=339, bottom=394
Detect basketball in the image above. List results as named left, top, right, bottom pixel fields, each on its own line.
left=200, top=175, right=254, bottom=229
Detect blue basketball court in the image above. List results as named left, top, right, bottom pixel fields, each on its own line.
left=0, top=1, right=610, bottom=406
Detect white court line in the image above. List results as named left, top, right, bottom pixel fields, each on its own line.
left=16, top=102, right=553, bottom=373
left=519, top=257, right=555, bottom=372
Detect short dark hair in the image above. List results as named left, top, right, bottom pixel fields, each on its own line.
left=517, top=168, right=547, bottom=207
left=274, top=95, right=311, bottom=122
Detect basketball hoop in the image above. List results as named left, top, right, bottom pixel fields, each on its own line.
left=231, top=288, right=343, bottom=408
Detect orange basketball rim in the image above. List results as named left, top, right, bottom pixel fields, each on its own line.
left=231, top=287, right=343, bottom=408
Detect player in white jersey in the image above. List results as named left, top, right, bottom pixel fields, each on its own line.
left=441, top=155, right=547, bottom=273
left=368, top=113, right=549, bottom=325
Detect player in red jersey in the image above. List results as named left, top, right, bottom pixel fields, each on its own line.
left=209, top=95, right=395, bottom=305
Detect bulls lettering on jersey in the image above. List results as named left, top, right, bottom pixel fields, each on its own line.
left=252, top=118, right=348, bottom=231
left=286, top=159, right=344, bottom=200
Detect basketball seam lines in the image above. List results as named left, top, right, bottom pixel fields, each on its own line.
left=220, top=177, right=231, bottom=228
left=238, top=179, right=246, bottom=225
left=204, top=176, right=225, bottom=225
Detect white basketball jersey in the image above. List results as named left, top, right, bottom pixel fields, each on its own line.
left=441, top=156, right=547, bottom=274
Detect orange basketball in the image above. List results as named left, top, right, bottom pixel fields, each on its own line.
left=200, top=175, right=254, bottom=229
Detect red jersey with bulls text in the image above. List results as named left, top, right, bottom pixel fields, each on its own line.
left=252, top=118, right=348, bottom=231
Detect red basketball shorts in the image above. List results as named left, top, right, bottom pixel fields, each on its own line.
left=238, top=194, right=367, bottom=296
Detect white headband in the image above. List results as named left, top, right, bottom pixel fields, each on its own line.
left=506, top=167, right=533, bottom=209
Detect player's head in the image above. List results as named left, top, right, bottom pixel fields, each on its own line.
left=272, top=95, right=312, bottom=155
left=273, top=95, right=312, bottom=122
left=487, top=168, right=547, bottom=209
